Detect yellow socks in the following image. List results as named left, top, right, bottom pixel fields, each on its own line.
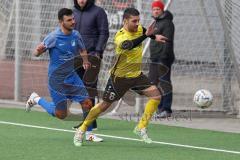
left=79, top=104, right=102, bottom=132
left=79, top=99, right=160, bottom=132
left=137, top=99, right=160, bottom=129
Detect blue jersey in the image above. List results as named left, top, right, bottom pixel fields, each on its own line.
left=43, top=27, right=86, bottom=76
left=42, top=27, right=88, bottom=104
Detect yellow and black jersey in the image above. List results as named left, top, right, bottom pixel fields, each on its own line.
left=110, top=25, right=144, bottom=78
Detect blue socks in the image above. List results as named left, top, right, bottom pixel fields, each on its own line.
left=38, top=98, right=56, bottom=116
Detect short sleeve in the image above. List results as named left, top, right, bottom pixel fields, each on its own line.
left=114, top=32, right=127, bottom=47
left=114, top=31, right=128, bottom=55
left=43, top=33, right=56, bottom=49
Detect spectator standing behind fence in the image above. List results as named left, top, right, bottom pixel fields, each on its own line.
left=148, top=0, right=175, bottom=118
left=72, top=0, right=109, bottom=142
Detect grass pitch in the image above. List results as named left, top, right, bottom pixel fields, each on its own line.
left=0, top=107, right=239, bottom=160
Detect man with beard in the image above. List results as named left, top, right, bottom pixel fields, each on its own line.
left=73, top=8, right=168, bottom=147
left=26, top=8, right=92, bottom=125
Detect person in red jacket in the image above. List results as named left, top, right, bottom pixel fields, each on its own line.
left=148, top=0, right=175, bottom=118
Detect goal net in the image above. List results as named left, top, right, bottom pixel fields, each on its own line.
left=0, top=0, right=239, bottom=116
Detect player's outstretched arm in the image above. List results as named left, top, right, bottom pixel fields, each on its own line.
left=121, top=24, right=167, bottom=50
left=80, top=49, right=91, bottom=70
left=145, top=21, right=168, bottom=43
left=33, top=43, right=46, bottom=57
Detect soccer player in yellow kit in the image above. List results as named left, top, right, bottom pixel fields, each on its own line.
left=73, top=7, right=167, bottom=147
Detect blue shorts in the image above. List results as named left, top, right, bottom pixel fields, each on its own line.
left=48, top=73, right=89, bottom=110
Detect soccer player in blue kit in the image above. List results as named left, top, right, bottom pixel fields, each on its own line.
left=26, top=8, right=93, bottom=122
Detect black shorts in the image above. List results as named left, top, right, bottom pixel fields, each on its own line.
left=148, top=62, right=172, bottom=95
left=102, top=73, right=152, bottom=103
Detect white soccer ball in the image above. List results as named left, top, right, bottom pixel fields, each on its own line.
left=193, top=89, right=213, bottom=109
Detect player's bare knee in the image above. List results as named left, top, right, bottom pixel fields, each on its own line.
left=55, top=110, right=67, bottom=119
left=81, top=98, right=93, bottom=111
left=143, top=85, right=161, bottom=100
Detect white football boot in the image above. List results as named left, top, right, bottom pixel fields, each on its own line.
left=85, top=132, right=103, bottom=142
left=74, top=129, right=85, bottom=147
left=133, top=126, right=152, bottom=144
left=25, top=92, right=40, bottom=112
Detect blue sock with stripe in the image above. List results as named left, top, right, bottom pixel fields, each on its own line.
left=38, top=98, right=56, bottom=116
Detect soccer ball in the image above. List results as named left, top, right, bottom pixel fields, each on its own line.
left=193, top=89, right=213, bottom=109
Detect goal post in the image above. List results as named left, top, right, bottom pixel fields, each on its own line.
left=215, top=0, right=240, bottom=113
left=104, top=0, right=240, bottom=115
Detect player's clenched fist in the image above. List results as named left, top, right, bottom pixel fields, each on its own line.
left=34, top=43, right=46, bottom=56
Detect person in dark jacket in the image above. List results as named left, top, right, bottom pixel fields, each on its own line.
left=73, top=0, right=109, bottom=141
left=148, top=0, right=175, bottom=118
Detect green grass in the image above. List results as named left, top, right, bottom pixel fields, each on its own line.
left=0, top=107, right=239, bottom=160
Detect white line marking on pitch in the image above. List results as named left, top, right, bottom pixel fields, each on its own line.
left=0, top=120, right=239, bottom=155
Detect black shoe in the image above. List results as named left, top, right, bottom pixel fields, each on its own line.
left=72, top=120, right=98, bottom=130
left=72, top=122, right=83, bottom=129
left=92, top=120, right=98, bottom=130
